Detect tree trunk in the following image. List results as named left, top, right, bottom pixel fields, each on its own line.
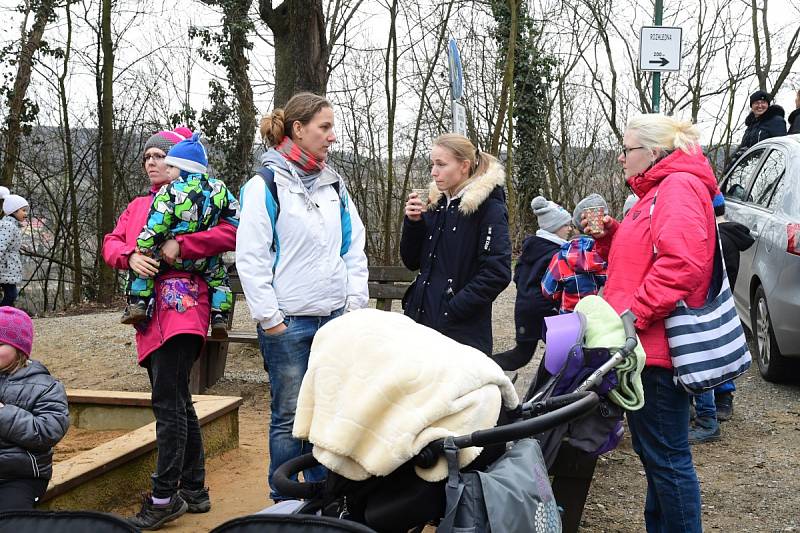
left=489, top=0, right=520, bottom=156
left=59, top=2, right=82, bottom=305
left=97, top=0, right=115, bottom=303
left=1, top=0, right=56, bottom=187
left=227, top=0, right=256, bottom=188
left=381, top=0, right=398, bottom=264
left=260, top=0, right=329, bottom=106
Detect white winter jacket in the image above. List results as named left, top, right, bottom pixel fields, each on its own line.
left=0, top=215, right=23, bottom=285
left=236, top=161, right=369, bottom=330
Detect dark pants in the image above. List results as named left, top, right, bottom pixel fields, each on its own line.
left=143, top=334, right=206, bottom=498
left=0, top=478, right=49, bottom=510
left=627, top=367, right=702, bottom=533
left=0, top=283, right=18, bottom=307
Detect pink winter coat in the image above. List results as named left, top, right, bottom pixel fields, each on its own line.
left=595, top=148, right=718, bottom=369
left=102, top=186, right=237, bottom=363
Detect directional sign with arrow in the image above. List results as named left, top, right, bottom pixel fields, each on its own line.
left=639, top=26, right=682, bottom=72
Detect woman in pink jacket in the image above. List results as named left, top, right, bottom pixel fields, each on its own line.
left=586, top=115, right=718, bottom=533
left=102, top=127, right=236, bottom=530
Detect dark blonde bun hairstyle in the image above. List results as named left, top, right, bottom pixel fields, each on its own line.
left=260, top=92, right=332, bottom=147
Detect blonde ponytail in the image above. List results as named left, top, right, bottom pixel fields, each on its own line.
left=433, top=133, right=500, bottom=177
left=626, top=114, right=700, bottom=154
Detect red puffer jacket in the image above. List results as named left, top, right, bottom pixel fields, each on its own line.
left=595, top=148, right=718, bottom=369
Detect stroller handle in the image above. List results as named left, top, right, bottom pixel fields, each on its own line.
left=620, top=309, right=638, bottom=354
left=272, top=453, right=325, bottom=500
left=414, top=390, right=599, bottom=468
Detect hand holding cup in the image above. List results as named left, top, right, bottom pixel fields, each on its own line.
left=405, top=188, right=428, bottom=222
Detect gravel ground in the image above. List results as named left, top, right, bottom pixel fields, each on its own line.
left=33, top=286, right=800, bottom=531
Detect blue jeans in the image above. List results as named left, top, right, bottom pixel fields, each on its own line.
left=693, top=390, right=716, bottom=420
left=627, top=367, right=702, bottom=533
left=259, top=308, right=343, bottom=500
left=715, top=380, right=735, bottom=394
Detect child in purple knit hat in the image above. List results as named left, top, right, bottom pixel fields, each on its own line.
left=0, top=307, right=70, bottom=510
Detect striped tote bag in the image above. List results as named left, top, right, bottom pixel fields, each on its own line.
left=649, top=191, right=751, bottom=394
left=663, top=226, right=752, bottom=394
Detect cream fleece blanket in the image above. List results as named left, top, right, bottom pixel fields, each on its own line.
left=292, top=308, right=519, bottom=482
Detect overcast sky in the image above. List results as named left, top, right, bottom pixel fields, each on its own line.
left=0, top=0, right=798, bottom=145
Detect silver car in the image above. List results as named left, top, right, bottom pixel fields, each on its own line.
left=720, top=134, right=800, bottom=382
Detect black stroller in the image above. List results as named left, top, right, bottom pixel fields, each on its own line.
left=212, top=312, right=638, bottom=533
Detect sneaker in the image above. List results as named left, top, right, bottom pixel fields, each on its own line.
left=715, top=392, right=734, bottom=422
left=688, top=416, right=721, bottom=445
left=126, top=493, right=188, bottom=530
left=121, top=301, right=148, bottom=325
left=179, top=486, right=211, bottom=513
left=210, top=313, right=228, bottom=340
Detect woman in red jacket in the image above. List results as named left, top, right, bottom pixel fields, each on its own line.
left=103, top=128, right=237, bottom=530
left=586, top=115, right=718, bottom=533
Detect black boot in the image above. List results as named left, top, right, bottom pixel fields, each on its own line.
left=179, top=486, right=211, bottom=513
left=490, top=341, right=536, bottom=371
left=126, top=493, right=188, bottom=530
left=121, top=299, right=148, bottom=325
left=210, top=313, right=228, bottom=339
left=715, top=392, right=734, bottom=421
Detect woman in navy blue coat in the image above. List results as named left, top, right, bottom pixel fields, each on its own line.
left=400, top=134, right=511, bottom=355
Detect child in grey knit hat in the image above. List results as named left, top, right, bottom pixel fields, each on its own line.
left=542, top=193, right=608, bottom=313
left=531, top=196, right=572, bottom=237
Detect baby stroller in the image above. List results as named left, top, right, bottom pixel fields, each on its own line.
left=513, top=308, right=640, bottom=531
left=214, top=310, right=638, bottom=533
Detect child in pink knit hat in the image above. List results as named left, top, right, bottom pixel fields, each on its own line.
left=0, top=306, right=70, bottom=510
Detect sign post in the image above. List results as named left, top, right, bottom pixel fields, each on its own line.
left=639, top=1, right=681, bottom=113
left=447, top=37, right=467, bottom=136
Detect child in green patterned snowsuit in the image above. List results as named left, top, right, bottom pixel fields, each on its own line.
left=123, top=132, right=239, bottom=338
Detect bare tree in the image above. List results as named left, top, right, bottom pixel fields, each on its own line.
left=1, top=0, right=57, bottom=187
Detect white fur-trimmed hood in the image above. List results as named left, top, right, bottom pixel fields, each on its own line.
left=424, top=159, right=506, bottom=215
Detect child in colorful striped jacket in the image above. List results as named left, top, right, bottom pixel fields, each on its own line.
left=541, top=194, right=608, bottom=313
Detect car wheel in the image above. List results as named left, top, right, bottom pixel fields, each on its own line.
left=751, top=286, right=792, bottom=382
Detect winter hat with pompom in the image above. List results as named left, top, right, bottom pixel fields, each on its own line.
left=0, top=306, right=33, bottom=357
left=142, top=126, right=193, bottom=156
left=165, top=132, right=208, bottom=175
left=531, top=196, right=572, bottom=233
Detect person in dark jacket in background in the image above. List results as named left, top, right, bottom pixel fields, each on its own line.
left=788, top=89, right=800, bottom=135
left=492, top=196, right=573, bottom=370
left=728, top=90, right=787, bottom=167
left=401, top=133, right=511, bottom=356
left=690, top=196, right=755, bottom=444
left=0, top=307, right=69, bottom=511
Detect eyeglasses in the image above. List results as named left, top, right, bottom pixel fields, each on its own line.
left=621, top=146, right=646, bottom=157
left=142, top=153, right=166, bottom=163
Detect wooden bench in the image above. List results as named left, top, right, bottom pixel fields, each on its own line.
left=190, top=265, right=416, bottom=393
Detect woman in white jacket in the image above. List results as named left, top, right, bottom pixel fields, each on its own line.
left=236, top=92, right=369, bottom=501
